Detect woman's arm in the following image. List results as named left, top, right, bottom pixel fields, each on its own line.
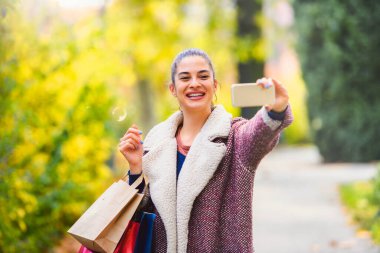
left=233, top=78, right=294, bottom=172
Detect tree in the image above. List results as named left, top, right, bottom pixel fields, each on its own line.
left=236, top=0, right=265, bottom=119
left=0, top=4, right=116, bottom=251
left=294, top=0, right=380, bottom=162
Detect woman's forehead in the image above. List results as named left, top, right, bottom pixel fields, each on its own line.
left=177, top=56, right=211, bottom=73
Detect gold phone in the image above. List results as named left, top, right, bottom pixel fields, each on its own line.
left=231, top=83, right=275, bottom=107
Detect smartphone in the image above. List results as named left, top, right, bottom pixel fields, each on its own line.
left=231, top=83, right=275, bottom=107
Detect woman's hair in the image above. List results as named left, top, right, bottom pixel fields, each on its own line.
left=170, top=48, right=216, bottom=84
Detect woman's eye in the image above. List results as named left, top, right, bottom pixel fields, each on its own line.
left=180, top=77, right=190, bottom=80
left=200, top=75, right=209, bottom=79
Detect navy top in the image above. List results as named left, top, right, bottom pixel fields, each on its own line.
left=176, top=151, right=186, bottom=179
left=128, top=109, right=285, bottom=191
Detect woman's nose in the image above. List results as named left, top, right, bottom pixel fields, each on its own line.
left=189, top=77, right=200, bottom=87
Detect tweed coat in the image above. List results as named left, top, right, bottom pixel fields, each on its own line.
left=140, top=105, right=293, bottom=253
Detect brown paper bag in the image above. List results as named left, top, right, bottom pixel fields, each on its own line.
left=68, top=174, right=145, bottom=253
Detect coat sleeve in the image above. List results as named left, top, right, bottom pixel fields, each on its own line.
left=233, top=105, right=294, bottom=173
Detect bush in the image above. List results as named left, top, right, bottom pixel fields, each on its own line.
left=0, top=10, right=117, bottom=252
left=293, top=0, right=380, bottom=162
left=340, top=167, right=380, bottom=244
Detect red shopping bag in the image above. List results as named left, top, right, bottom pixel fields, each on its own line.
left=113, top=221, right=140, bottom=253
left=78, top=245, right=94, bottom=253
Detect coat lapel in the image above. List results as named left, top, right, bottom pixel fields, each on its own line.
left=142, top=105, right=232, bottom=253
left=177, top=106, right=232, bottom=253
left=142, top=111, right=182, bottom=253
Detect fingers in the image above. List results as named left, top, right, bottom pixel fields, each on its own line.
left=271, top=78, right=285, bottom=92
left=260, top=78, right=289, bottom=112
left=120, top=131, right=143, bottom=143
left=121, top=124, right=143, bottom=140
left=271, top=78, right=281, bottom=87
left=119, top=134, right=141, bottom=148
left=256, top=77, right=273, bottom=89
left=256, top=77, right=287, bottom=95
left=122, top=124, right=142, bottom=137
left=119, top=124, right=144, bottom=151
left=271, top=78, right=289, bottom=99
left=119, top=140, right=138, bottom=151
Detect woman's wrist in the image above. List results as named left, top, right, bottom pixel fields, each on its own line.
left=129, top=162, right=142, bottom=175
left=271, top=104, right=288, bottom=113
left=266, top=104, right=288, bottom=121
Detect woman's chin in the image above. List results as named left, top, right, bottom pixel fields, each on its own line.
left=181, top=102, right=212, bottom=113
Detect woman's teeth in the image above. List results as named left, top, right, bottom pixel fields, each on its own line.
left=187, top=93, right=204, bottom=97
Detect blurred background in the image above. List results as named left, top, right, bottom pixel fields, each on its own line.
left=0, top=0, right=379, bottom=252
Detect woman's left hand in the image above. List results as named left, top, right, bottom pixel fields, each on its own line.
left=256, top=77, right=289, bottom=113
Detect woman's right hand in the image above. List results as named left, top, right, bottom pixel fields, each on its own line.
left=119, top=124, right=143, bottom=174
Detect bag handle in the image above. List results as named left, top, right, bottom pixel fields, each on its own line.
left=143, top=173, right=149, bottom=185
left=122, top=171, right=148, bottom=189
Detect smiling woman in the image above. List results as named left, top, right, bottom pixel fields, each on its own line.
left=114, top=48, right=294, bottom=253
left=169, top=53, right=217, bottom=115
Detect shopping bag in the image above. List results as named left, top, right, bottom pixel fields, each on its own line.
left=114, top=211, right=156, bottom=253
left=68, top=174, right=145, bottom=253
left=113, top=219, right=140, bottom=253
left=78, top=245, right=94, bottom=253
left=133, top=212, right=156, bottom=253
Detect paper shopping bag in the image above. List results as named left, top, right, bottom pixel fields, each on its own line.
left=68, top=174, right=145, bottom=253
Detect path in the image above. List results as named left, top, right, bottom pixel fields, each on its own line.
left=253, top=146, right=379, bottom=253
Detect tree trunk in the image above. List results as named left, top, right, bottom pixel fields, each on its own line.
left=236, top=0, right=264, bottom=119
left=137, top=79, right=156, bottom=131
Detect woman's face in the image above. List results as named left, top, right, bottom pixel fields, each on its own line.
left=170, top=56, right=217, bottom=113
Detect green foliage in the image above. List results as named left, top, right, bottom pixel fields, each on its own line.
left=371, top=168, right=380, bottom=213
left=294, top=0, right=380, bottom=161
left=340, top=167, right=380, bottom=244
left=0, top=8, right=117, bottom=253
left=0, top=0, right=239, bottom=251
left=371, top=168, right=380, bottom=244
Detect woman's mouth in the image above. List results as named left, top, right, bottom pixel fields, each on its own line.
left=186, top=92, right=206, bottom=100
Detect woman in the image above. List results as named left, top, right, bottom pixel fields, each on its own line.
left=119, top=48, right=293, bottom=253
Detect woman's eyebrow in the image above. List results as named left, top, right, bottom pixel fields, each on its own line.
left=178, top=70, right=210, bottom=76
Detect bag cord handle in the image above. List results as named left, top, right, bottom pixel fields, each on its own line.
left=122, top=171, right=149, bottom=189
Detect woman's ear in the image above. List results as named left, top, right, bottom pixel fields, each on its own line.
left=214, top=79, right=218, bottom=90
left=169, top=83, right=177, bottom=97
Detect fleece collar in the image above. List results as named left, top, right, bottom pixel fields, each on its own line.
left=142, top=105, right=232, bottom=253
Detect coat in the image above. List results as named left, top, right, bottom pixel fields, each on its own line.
left=141, top=105, right=293, bottom=253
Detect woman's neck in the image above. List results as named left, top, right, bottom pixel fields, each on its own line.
left=180, top=108, right=212, bottom=146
